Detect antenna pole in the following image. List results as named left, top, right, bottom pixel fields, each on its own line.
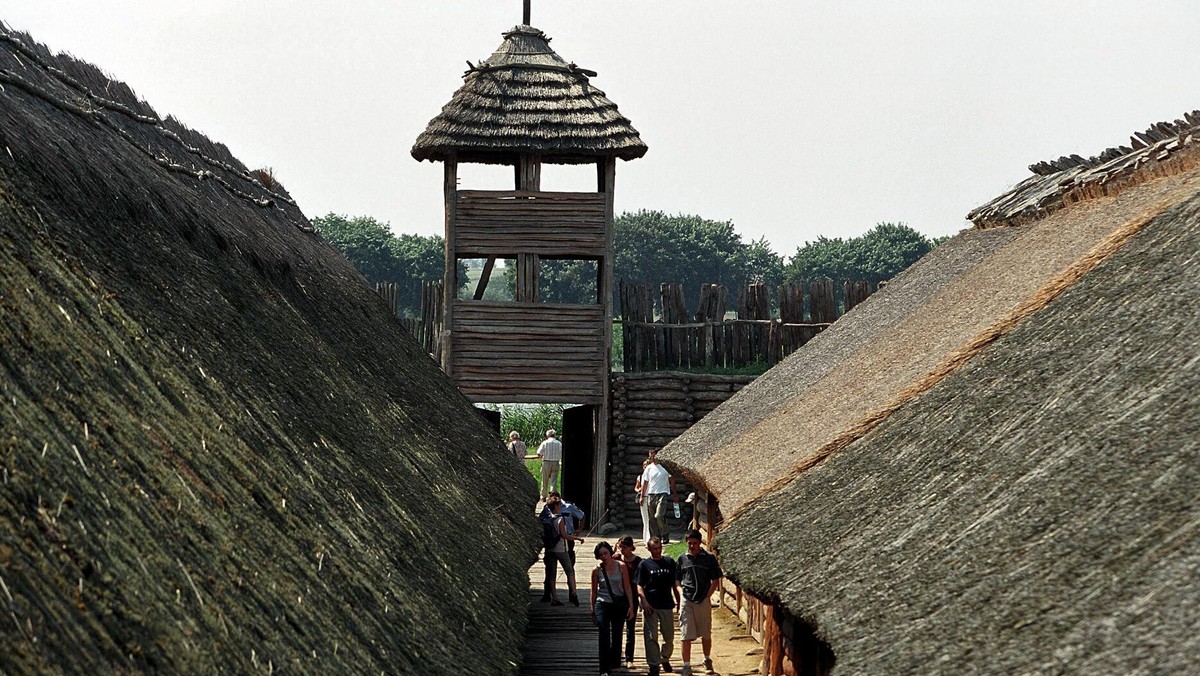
left=523, top=0, right=531, bottom=25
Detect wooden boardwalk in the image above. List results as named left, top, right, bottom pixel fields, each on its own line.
left=518, top=532, right=763, bottom=676
left=521, top=549, right=654, bottom=676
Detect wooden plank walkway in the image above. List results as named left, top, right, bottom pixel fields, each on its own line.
left=518, top=531, right=764, bottom=676
left=521, top=548, right=654, bottom=676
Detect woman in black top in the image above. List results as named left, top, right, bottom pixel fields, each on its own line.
left=617, top=535, right=643, bottom=668
left=590, top=541, right=636, bottom=676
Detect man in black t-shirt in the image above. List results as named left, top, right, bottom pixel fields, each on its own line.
left=636, top=536, right=680, bottom=676
left=676, top=529, right=722, bottom=675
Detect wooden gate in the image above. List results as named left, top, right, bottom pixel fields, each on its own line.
left=560, top=405, right=595, bottom=526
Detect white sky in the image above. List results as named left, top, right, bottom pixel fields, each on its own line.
left=6, top=2, right=1198, bottom=254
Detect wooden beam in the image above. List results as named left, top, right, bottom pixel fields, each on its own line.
left=596, top=156, right=616, bottom=529
left=442, top=158, right=458, bottom=376
left=472, top=255, right=496, bottom=300
left=523, top=0, right=531, bottom=25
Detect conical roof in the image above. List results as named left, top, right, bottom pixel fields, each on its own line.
left=411, top=25, right=647, bottom=164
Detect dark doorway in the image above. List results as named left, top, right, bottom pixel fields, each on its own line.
left=477, top=407, right=501, bottom=438
left=560, top=404, right=595, bottom=527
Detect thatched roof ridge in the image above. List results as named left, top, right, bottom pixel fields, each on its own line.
left=660, top=158, right=1200, bottom=519
left=1, top=25, right=538, bottom=674
left=718, top=194, right=1200, bottom=673
left=411, top=25, right=647, bottom=164
left=968, top=110, right=1200, bottom=227
left=0, top=28, right=304, bottom=221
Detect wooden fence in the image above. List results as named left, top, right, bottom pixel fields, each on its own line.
left=376, top=280, right=443, bottom=358
left=618, top=279, right=879, bottom=371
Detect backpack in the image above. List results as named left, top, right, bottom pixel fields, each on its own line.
left=541, top=516, right=562, bottom=550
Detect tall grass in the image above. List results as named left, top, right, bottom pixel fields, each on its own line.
left=480, top=403, right=564, bottom=491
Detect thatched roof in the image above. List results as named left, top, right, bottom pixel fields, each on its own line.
left=968, top=111, right=1200, bottom=227
left=661, top=119, right=1200, bottom=521
left=411, top=25, right=647, bottom=165
left=718, top=191, right=1200, bottom=673
left=0, top=25, right=538, bottom=674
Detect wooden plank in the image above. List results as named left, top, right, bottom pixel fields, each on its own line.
left=472, top=255, right=496, bottom=300
left=442, top=158, right=458, bottom=376
left=458, top=189, right=605, bottom=202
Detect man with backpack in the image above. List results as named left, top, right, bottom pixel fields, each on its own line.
left=540, top=498, right=584, bottom=606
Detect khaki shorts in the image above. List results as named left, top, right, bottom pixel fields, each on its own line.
left=679, top=598, right=712, bottom=641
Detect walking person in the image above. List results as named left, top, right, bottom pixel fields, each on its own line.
left=542, top=499, right=584, bottom=606
left=676, top=530, right=722, bottom=675
left=507, top=430, right=526, bottom=461
left=590, top=542, right=636, bottom=676
left=537, top=429, right=563, bottom=500
left=640, top=449, right=677, bottom=543
left=635, top=458, right=651, bottom=545
left=637, top=536, right=680, bottom=676
left=617, top=535, right=643, bottom=670
left=546, top=489, right=586, bottom=565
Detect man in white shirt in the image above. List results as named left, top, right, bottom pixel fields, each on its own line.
left=639, top=449, right=678, bottom=543
left=536, top=429, right=563, bottom=500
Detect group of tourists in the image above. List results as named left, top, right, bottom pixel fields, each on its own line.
left=587, top=531, right=722, bottom=676
left=527, top=430, right=720, bottom=675
left=509, top=428, right=564, bottom=500
left=540, top=497, right=722, bottom=676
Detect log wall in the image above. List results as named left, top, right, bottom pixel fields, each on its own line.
left=607, top=372, right=754, bottom=529
left=455, top=190, right=607, bottom=256
left=451, top=300, right=606, bottom=403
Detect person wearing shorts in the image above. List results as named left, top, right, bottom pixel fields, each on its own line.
left=676, top=529, right=722, bottom=675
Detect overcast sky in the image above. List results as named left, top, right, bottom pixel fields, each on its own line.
left=6, top=2, right=1198, bottom=254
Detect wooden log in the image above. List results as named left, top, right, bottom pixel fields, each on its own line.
left=613, top=408, right=696, bottom=422
left=809, top=279, right=837, bottom=323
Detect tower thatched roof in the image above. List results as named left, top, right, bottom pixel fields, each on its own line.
left=411, top=25, right=647, bottom=164
left=0, top=25, right=538, bottom=674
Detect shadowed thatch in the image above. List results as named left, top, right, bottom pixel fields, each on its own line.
left=0, top=25, right=538, bottom=674
left=661, top=128, right=1200, bottom=522
left=411, top=25, right=647, bottom=164
left=718, top=192, right=1200, bottom=674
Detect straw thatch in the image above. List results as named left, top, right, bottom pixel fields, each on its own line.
left=969, top=111, right=1200, bottom=228
left=411, top=25, right=647, bottom=164
left=0, top=25, right=538, bottom=674
left=661, top=137, right=1200, bottom=521
left=718, top=192, right=1200, bottom=674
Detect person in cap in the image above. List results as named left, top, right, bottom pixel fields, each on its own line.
left=676, top=529, right=721, bottom=675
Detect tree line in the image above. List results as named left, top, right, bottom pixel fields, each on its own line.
left=313, top=211, right=945, bottom=316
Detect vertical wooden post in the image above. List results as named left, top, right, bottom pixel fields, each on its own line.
left=516, top=153, right=541, bottom=191
left=442, top=158, right=458, bottom=376
left=523, top=0, right=531, bottom=25
left=595, top=156, right=616, bottom=522
left=515, top=153, right=542, bottom=304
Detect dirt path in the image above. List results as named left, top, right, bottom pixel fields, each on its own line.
left=526, top=529, right=761, bottom=675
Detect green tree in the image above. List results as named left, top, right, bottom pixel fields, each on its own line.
left=313, top=213, right=460, bottom=316
left=313, top=213, right=399, bottom=282
left=613, top=210, right=780, bottom=308
left=785, top=222, right=935, bottom=284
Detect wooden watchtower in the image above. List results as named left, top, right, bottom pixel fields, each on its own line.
left=411, top=11, right=646, bottom=518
